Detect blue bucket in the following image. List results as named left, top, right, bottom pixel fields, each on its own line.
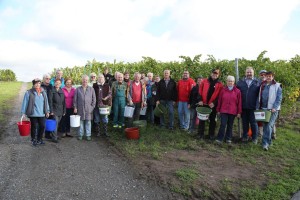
left=45, top=119, right=56, bottom=131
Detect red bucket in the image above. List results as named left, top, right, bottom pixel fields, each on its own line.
left=125, top=127, right=139, bottom=140
left=17, top=119, right=31, bottom=137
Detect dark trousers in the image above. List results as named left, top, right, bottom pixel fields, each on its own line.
left=217, top=113, right=235, bottom=141
left=241, top=109, right=258, bottom=140
left=198, top=106, right=217, bottom=138
left=128, top=103, right=142, bottom=127
left=29, top=117, right=45, bottom=141
left=61, top=108, right=73, bottom=133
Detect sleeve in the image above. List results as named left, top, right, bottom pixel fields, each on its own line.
left=198, top=82, right=204, bottom=101
left=172, top=80, right=178, bottom=102
left=273, top=85, right=283, bottom=110
left=237, top=90, right=242, bottom=114
left=63, top=93, right=66, bottom=114
left=44, top=92, right=50, bottom=113
left=21, top=91, right=29, bottom=115
left=48, top=90, right=53, bottom=113
left=156, top=81, right=161, bottom=101
left=73, top=89, right=78, bottom=109
left=91, top=88, right=96, bottom=109
left=216, top=89, right=223, bottom=112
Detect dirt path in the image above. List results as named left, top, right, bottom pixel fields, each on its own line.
left=0, top=83, right=172, bottom=200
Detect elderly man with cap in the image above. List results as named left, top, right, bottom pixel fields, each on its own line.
left=21, top=78, right=50, bottom=146
left=258, top=70, right=267, bottom=84
left=197, top=69, right=223, bottom=140
left=237, top=66, right=260, bottom=144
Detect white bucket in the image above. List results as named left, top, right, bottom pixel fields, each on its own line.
left=197, top=112, right=209, bottom=121
left=99, top=107, right=110, bottom=115
left=70, top=115, right=80, bottom=127
left=140, top=107, right=147, bottom=115
left=124, top=106, right=134, bottom=118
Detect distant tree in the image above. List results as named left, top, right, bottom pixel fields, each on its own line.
left=0, top=69, right=17, bottom=81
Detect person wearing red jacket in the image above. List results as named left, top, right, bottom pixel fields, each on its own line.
left=197, top=69, right=223, bottom=140
left=215, top=76, right=242, bottom=144
left=177, top=71, right=196, bottom=130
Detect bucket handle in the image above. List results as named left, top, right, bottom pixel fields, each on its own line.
left=20, top=115, right=29, bottom=125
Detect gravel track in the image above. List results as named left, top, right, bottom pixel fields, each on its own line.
left=0, top=83, right=172, bottom=200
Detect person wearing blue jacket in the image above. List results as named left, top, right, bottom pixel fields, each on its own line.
left=258, top=71, right=282, bottom=151
left=50, top=69, right=65, bottom=88
left=21, top=78, right=50, bottom=146
left=236, top=67, right=260, bottom=143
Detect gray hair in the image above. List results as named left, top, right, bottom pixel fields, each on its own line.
left=98, top=74, right=104, bottom=78
left=43, top=73, right=51, bottom=80
left=164, top=70, right=170, bottom=74
left=82, top=74, right=89, bottom=80
left=56, top=69, right=63, bottom=74
left=134, top=72, right=141, bottom=78
left=147, top=72, right=153, bottom=77
left=227, top=75, right=235, bottom=81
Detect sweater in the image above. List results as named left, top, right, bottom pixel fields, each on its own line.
left=177, top=78, right=196, bottom=102
left=198, top=78, right=223, bottom=105
left=216, top=86, right=242, bottom=115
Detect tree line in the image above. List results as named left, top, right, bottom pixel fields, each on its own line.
left=0, top=69, right=17, bottom=81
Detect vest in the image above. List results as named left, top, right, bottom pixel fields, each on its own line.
left=25, top=88, right=48, bottom=116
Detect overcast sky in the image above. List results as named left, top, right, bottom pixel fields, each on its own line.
left=0, top=0, right=300, bottom=81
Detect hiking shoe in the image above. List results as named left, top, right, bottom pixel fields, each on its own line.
left=113, top=125, right=118, bottom=128
left=215, top=139, right=222, bottom=144
left=77, top=136, right=83, bottom=141
left=31, top=140, right=37, bottom=146
left=263, top=145, right=268, bottom=151
left=61, top=133, right=66, bottom=138
left=252, top=139, right=258, bottom=145
left=86, top=136, right=91, bottom=141
left=226, top=140, right=232, bottom=144
left=37, top=140, right=45, bottom=145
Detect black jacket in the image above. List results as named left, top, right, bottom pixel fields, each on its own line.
left=157, top=78, right=177, bottom=101
left=49, top=88, right=66, bottom=116
left=236, top=78, right=260, bottom=110
left=189, top=84, right=200, bottom=108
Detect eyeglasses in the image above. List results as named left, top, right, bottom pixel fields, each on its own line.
left=91, top=76, right=96, bottom=78
left=45, top=78, right=50, bottom=80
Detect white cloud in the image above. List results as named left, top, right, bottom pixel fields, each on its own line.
left=0, top=0, right=300, bottom=81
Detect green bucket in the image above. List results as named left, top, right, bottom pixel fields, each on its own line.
left=154, top=104, right=167, bottom=117
left=133, top=120, right=147, bottom=134
left=254, top=110, right=271, bottom=122
left=196, top=107, right=212, bottom=121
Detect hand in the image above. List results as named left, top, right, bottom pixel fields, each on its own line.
left=217, top=112, right=220, bottom=116
left=209, top=103, right=214, bottom=108
left=199, top=101, right=203, bottom=106
left=129, top=100, right=133, bottom=106
left=22, top=114, right=26, bottom=119
left=102, top=97, right=108, bottom=101
left=237, top=114, right=241, bottom=118
left=74, top=108, right=77, bottom=114
left=188, top=104, right=190, bottom=109
left=271, top=108, right=276, bottom=113
left=50, top=113, right=54, bottom=115
left=173, top=101, right=176, bottom=106
left=63, top=113, right=66, bottom=116
left=156, top=101, right=160, bottom=105
left=46, top=113, right=49, bottom=118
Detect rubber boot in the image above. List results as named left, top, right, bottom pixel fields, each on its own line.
left=103, top=123, right=109, bottom=137
left=95, top=123, right=101, bottom=137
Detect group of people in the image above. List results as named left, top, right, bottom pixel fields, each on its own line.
left=21, top=66, right=282, bottom=151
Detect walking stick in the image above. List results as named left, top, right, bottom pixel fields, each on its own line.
left=235, top=58, right=242, bottom=139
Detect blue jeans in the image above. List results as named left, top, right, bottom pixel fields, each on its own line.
left=189, top=108, right=197, bottom=132
left=79, top=120, right=91, bottom=137
left=241, top=109, right=258, bottom=141
left=217, top=113, right=235, bottom=141
left=159, top=100, right=174, bottom=128
left=178, top=102, right=190, bottom=129
left=262, top=111, right=278, bottom=148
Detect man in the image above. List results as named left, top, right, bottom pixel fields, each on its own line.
left=93, top=74, right=112, bottom=137
left=127, top=72, right=147, bottom=125
left=151, top=75, right=161, bottom=125
left=189, top=76, right=203, bottom=133
left=177, top=70, right=196, bottom=131
left=257, top=69, right=267, bottom=137
left=197, top=69, right=223, bottom=140
left=41, top=74, right=54, bottom=139
left=109, top=71, right=120, bottom=87
left=103, top=67, right=113, bottom=84
left=89, top=72, right=97, bottom=86
left=146, top=72, right=155, bottom=123
left=156, top=70, right=177, bottom=130
left=237, top=67, right=260, bottom=143
left=50, top=69, right=65, bottom=88
left=258, top=71, right=282, bottom=151
left=124, top=71, right=131, bottom=85
left=111, top=73, right=127, bottom=128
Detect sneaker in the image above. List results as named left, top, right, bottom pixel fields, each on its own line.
left=242, top=137, right=248, bottom=142
left=263, top=145, right=268, bottom=151
left=37, top=140, right=45, bottom=145
left=118, top=125, right=122, bottom=129
left=226, top=140, right=232, bottom=144
left=61, top=133, right=66, bottom=138
left=52, top=139, right=59, bottom=143
left=77, top=136, right=83, bottom=141
left=252, top=139, right=258, bottom=145
left=86, top=136, right=91, bottom=141
left=31, top=139, right=37, bottom=146
left=215, top=139, right=222, bottom=144
left=113, top=125, right=118, bottom=128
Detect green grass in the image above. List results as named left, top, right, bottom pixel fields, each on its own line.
left=0, top=82, right=23, bottom=121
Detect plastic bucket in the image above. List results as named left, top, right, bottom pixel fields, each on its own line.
left=154, top=104, right=167, bottom=117
left=125, top=127, right=139, bottom=140
left=70, top=115, right=80, bottom=127
left=45, top=119, right=56, bottom=131
left=133, top=120, right=147, bottom=133
left=124, top=106, right=135, bottom=118
left=196, top=107, right=212, bottom=121
left=140, top=106, right=147, bottom=115
left=99, top=106, right=111, bottom=115
left=254, top=110, right=271, bottom=122
left=17, top=117, right=31, bottom=136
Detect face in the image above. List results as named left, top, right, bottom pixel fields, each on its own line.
left=134, top=74, right=141, bottom=82
left=34, top=82, right=41, bottom=89
left=227, top=79, right=235, bottom=87
left=266, top=74, right=274, bottom=83
left=141, top=73, right=145, bottom=79
left=44, top=76, right=50, bottom=84
left=260, top=73, right=266, bottom=81
left=211, top=72, right=219, bottom=80
left=164, top=71, right=170, bottom=79
left=183, top=71, right=189, bottom=79
left=56, top=71, right=63, bottom=79
left=117, top=75, right=124, bottom=82
left=98, top=76, right=105, bottom=83
left=65, top=80, right=72, bottom=87
left=197, top=78, right=203, bottom=85
left=90, top=75, right=96, bottom=81
left=245, top=69, right=254, bottom=79
left=147, top=74, right=153, bottom=81
left=115, top=72, right=119, bottom=79
left=155, top=76, right=160, bottom=82
left=124, top=73, right=130, bottom=79
left=104, top=69, right=108, bottom=74
left=82, top=77, right=89, bottom=86
left=55, top=80, right=62, bottom=88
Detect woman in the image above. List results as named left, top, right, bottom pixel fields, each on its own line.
left=21, top=78, right=50, bottom=146
left=49, top=79, right=66, bottom=143
left=258, top=71, right=282, bottom=151
left=93, top=74, right=112, bottom=137
left=73, top=75, right=96, bottom=141
left=61, top=78, right=76, bottom=137
left=216, top=75, right=242, bottom=144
